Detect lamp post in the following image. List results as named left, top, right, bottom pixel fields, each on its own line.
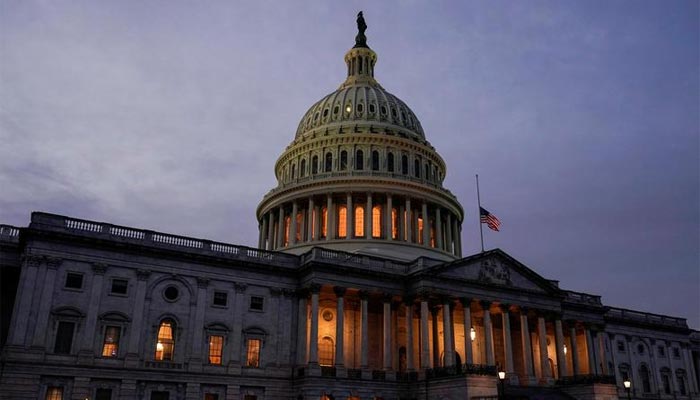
left=624, top=379, right=631, bottom=400
left=498, top=370, right=506, bottom=400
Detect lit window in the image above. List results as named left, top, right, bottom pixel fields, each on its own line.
left=110, top=279, right=128, bottom=295
left=246, top=339, right=261, bottom=367
left=318, top=337, right=334, bottom=366
left=65, top=272, right=83, bottom=289
left=209, top=335, right=224, bottom=365
left=391, top=208, right=398, bottom=239
left=45, top=387, right=63, bottom=400
left=372, top=205, right=381, bottom=238
left=337, top=206, right=347, bottom=238
left=204, top=394, right=219, bottom=400
left=321, top=207, right=327, bottom=238
left=155, top=319, right=175, bottom=361
left=54, top=321, right=75, bottom=354
left=430, top=221, right=436, bottom=247
left=417, top=217, right=424, bottom=244
left=354, top=206, right=364, bottom=237
left=101, top=326, right=121, bottom=357
left=283, top=216, right=290, bottom=247
left=296, top=212, right=303, bottom=241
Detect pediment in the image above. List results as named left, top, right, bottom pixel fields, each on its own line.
left=432, top=249, right=558, bottom=294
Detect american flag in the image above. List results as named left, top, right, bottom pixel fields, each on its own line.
left=480, top=207, right=501, bottom=231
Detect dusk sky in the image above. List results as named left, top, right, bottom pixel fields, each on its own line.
left=1, top=1, right=698, bottom=328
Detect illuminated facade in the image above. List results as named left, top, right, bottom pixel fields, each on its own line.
left=0, top=14, right=698, bottom=400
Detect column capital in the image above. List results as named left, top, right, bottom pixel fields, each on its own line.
left=196, top=277, right=210, bottom=288
left=440, top=295, right=453, bottom=306
left=565, top=319, right=578, bottom=327
left=333, top=286, right=347, bottom=297
left=308, top=283, right=322, bottom=294
left=417, top=289, right=431, bottom=301
left=382, top=293, right=393, bottom=303
left=234, top=282, right=248, bottom=293
left=22, top=254, right=43, bottom=268
left=499, top=303, right=511, bottom=313
left=295, top=288, right=309, bottom=299
left=479, top=300, right=492, bottom=311
left=269, top=287, right=283, bottom=297
left=46, top=257, right=63, bottom=270
left=136, top=269, right=151, bottom=281
left=459, top=297, right=473, bottom=307
left=358, top=290, right=370, bottom=300
left=403, top=295, right=415, bottom=306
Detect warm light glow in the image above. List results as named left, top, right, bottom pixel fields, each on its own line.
left=296, top=212, right=303, bottom=241
left=345, top=105, right=352, bottom=113
left=372, top=205, right=381, bottom=238
left=208, top=335, right=223, bottom=365
left=417, top=217, right=424, bottom=244
left=355, top=205, right=365, bottom=237
left=246, top=338, right=261, bottom=367
left=624, top=380, right=631, bottom=389
left=470, top=327, right=476, bottom=341
left=101, top=326, right=120, bottom=357
left=321, top=207, right=328, bottom=238
left=154, top=320, right=174, bottom=361
left=498, top=371, right=506, bottom=380
left=156, top=342, right=164, bottom=351
left=337, top=206, right=347, bottom=238
left=563, top=344, right=568, bottom=355
left=283, top=215, right=290, bottom=246
left=391, top=208, right=398, bottom=239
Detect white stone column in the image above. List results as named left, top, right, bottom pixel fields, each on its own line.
left=420, top=299, right=431, bottom=369
left=277, top=205, right=285, bottom=248
left=7, top=256, right=41, bottom=347
left=383, top=294, right=392, bottom=370
left=568, top=322, right=580, bottom=376
left=431, top=307, right=440, bottom=367
left=597, top=330, right=607, bottom=375
left=385, top=195, right=392, bottom=240
left=228, top=283, right=247, bottom=370
left=360, top=291, right=369, bottom=369
left=189, top=277, right=209, bottom=370
left=31, top=257, right=62, bottom=349
left=125, top=269, right=150, bottom=367
left=334, top=287, right=346, bottom=367
left=296, top=291, right=307, bottom=365
left=405, top=198, right=412, bottom=242
left=538, top=315, right=552, bottom=381
left=520, top=308, right=535, bottom=382
left=289, top=201, right=298, bottom=246
left=307, top=197, right=314, bottom=241
left=422, top=202, right=430, bottom=247
left=78, top=263, right=107, bottom=360
left=314, top=205, right=321, bottom=241
left=405, top=298, right=415, bottom=371
left=555, top=318, right=568, bottom=378
left=481, top=301, right=495, bottom=365
left=267, top=212, right=275, bottom=249
left=366, top=193, right=373, bottom=239
left=435, top=208, right=443, bottom=250
left=501, top=304, right=515, bottom=379
left=346, top=193, right=353, bottom=239
left=308, top=285, right=320, bottom=364
left=461, top=298, right=474, bottom=365
left=683, top=346, right=699, bottom=393
left=443, top=298, right=455, bottom=366
left=326, top=195, right=334, bottom=240
left=260, top=217, right=268, bottom=249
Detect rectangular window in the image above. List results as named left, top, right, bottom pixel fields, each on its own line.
left=95, top=388, right=113, bottom=400
left=65, top=272, right=83, bottom=289
left=46, top=387, right=63, bottom=400
left=101, top=326, right=121, bottom=357
left=204, top=394, right=219, bottom=400
left=658, top=346, right=665, bottom=357
left=213, top=291, right=228, bottom=307
left=150, top=392, right=170, bottom=400
left=617, top=341, right=625, bottom=352
left=54, top=321, right=75, bottom=354
left=246, top=339, right=261, bottom=367
left=208, top=335, right=224, bottom=365
left=673, top=347, right=680, bottom=358
left=110, top=279, right=128, bottom=295
left=249, top=296, right=264, bottom=311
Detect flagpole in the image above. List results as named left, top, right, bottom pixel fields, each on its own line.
left=476, top=174, right=484, bottom=253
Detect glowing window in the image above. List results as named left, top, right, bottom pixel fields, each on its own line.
left=311, top=208, right=317, bottom=239
left=430, top=221, right=436, bottom=247
left=391, top=208, right=398, bottom=239
left=296, top=212, right=303, bottom=242
left=283, top=216, right=290, bottom=246
left=354, top=206, right=365, bottom=237
left=372, top=205, right=381, bottom=238
left=246, top=339, right=261, bottom=367
left=319, top=337, right=334, bottom=366
left=45, top=387, right=63, bottom=400
left=101, top=326, right=120, bottom=357
left=155, top=319, right=175, bottom=361
left=337, top=206, right=347, bottom=238
left=321, top=207, right=327, bottom=238
left=418, top=217, right=424, bottom=244
left=209, top=335, right=224, bottom=365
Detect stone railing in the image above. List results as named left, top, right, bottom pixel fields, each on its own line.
left=301, top=247, right=409, bottom=274
left=30, top=212, right=297, bottom=268
left=605, top=307, right=687, bottom=329
left=556, top=374, right=616, bottom=386
left=0, top=225, right=20, bottom=242
left=426, top=363, right=497, bottom=379
left=564, top=290, right=603, bottom=306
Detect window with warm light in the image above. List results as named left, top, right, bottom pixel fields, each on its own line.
left=283, top=216, right=290, bottom=246
left=209, top=335, right=223, bottom=365
left=246, top=339, right=261, bottom=367
left=295, top=212, right=303, bottom=241
left=354, top=205, right=364, bottom=237
left=372, top=205, right=381, bottom=238
left=101, top=326, right=120, bottom=357
left=321, top=207, right=327, bottom=238
left=337, top=206, right=347, bottom=238
left=318, top=337, right=334, bottom=366
left=417, top=217, right=424, bottom=244
left=391, top=208, right=398, bottom=239
left=155, top=319, right=175, bottom=361
left=45, top=387, right=63, bottom=400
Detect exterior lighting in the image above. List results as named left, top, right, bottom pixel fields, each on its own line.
left=470, top=327, right=476, bottom=341
left=345, top=105, right=352, bottom=113
left=498, top=371, right=506, bottom=400
left=563, top=344, right=567, bottom=355
left=498, top=371, right=506, bottom=380
left=624, top=380, right=631, bottom=400
left=156, top=341, right=164, bottom=352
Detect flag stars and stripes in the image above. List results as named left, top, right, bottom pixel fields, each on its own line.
left=480, top=207, right=501, bottom=231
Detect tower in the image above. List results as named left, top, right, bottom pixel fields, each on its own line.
left=257, top=13, right=464, bottom=261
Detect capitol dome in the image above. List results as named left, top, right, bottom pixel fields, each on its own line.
left=257, top=14, right=464, bottom=261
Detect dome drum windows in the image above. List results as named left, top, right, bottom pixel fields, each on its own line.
left=312, top=156, right=319, bottom=175
left=371, top=151, right=380, bottom=171
left=355, top=150, right=364, bottom=171
left=325, top=152, right=333, bottom=172
left=339, top=151, right=348, bottom=171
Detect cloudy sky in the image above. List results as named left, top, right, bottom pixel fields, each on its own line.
left=1, top=1, right=698, bottom=327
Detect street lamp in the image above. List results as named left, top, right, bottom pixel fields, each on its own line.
left=623, top=380, right=631, bottom=400
left=498, top=371, right=506, bottom=400
left=470, top=327, right=476, bottom=341
left=563, top=344, right=567, bottom=355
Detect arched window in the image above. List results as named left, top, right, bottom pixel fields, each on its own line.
left=155, top=319, right=175, bottom=361
left=425, top=164, right=430, bottom=181
left=312, top=155, right=319, bottom=174
left=354, top=205, right=364, bottom=237
left=340, top=151, right=348, bottom=171
left=387, top=152, right=394, bottom=172
left=355, top=150, right=364, bottom=170
left=295, top=212, right=303, bottom=242
left=371, top=151, right=380, bottom=171
left=325, top=152, right=333, bottom=172
left=337, top=206, right=347, bottom=238
left=640, top=364, right=651, bottom=393
left=319, top=337, right=334, bottom=366
left=283, top=215, right=291, bottom=247
left=676, top=370, right=687, bottom=395
left=414, top=159, right=420, bottom=178
left=291, top=164, right=296, bottom=179
left=401, top=155, right=408, bottom=175
left=358, top=56, right=363, bottom=74
left=417, top=217, right=424, bottom=244
left=321, top=206, right=327, bottom=238
left=300, top=159, right=307, bottom=178
left=372, top=205, right=381, bottom=238
left=661, top=368, right=672, bottom=394
left=391, top=208, right=398, bottom=239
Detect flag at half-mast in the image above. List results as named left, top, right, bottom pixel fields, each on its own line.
left=479, top=207, right=501, bottom=231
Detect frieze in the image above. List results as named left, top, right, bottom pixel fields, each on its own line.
left=91, top=263, right=107, bottom=274
left=478, top=259, right=512, bottom=286
left=234, top=283, right=248, bottom=293
left=196, top=277, right=209, bottom=288
left=136, top=269, right=151, bottom=281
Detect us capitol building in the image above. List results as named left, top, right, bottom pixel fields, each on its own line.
left=0, top=13, right=698, bottom=400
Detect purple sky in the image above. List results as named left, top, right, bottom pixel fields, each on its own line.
left=1, top=1, right=698, bottom=328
